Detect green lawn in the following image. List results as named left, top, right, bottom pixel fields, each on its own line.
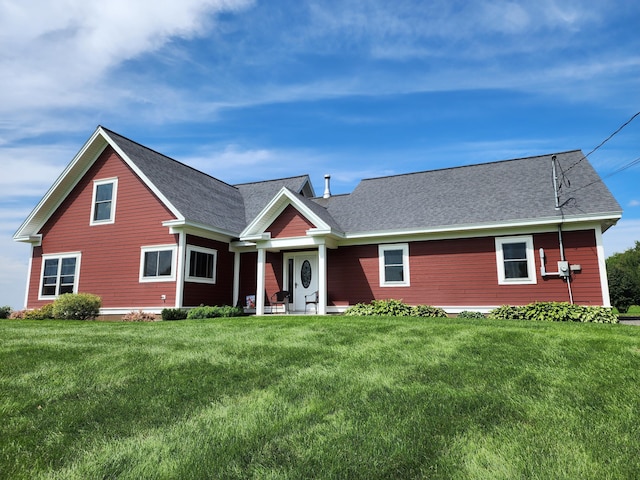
left=1, top=316, right=639, bottom=479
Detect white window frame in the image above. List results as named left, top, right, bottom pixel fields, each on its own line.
left=495, top=235, right=537, bottom=285
left=185, top=245, right=218, bottom=284
left=38, top=252, right=82, bottom=300
left=139, top=245, right=177, bottom=283
left=378, top=243, right=410, bottom=287
left=90, top=178, right=118, bottom=225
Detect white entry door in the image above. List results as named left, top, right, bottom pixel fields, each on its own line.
left=286, top=253, right=318, bottom=312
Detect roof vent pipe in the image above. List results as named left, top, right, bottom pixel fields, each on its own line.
left=323, top=174, right=331, bottom=198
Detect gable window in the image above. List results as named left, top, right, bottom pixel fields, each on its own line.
left=495, top=235, right=537, bottom=285
left=140, top=245, right=177, bottom=282
left=379, top=243, right=410, bottom=287
left=186, top=245, right=217, bottom=284
left=39, top=253, right=81, bottom=299
left=90, top=178, right=118, bottom=225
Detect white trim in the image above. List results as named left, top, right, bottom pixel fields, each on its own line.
left=185, top=245, right=218, bottom=284
left=175, top=232, right=186, bottom=308
left=240, top=187, right=333, bottom=239
left=233, top=251, right=240, bottom=307
left=100, top=128, right=185, bottom=222
left=38, top=252, right=82, bottom=300
left=378, top=243, right=410, bottom=287
left=495, top=235, right=537, bottom=285
left=139, top=245, right=178, bottom=283
left=24, top=245, right=34, bottom=308
left=256, top=248, right=266, bottom=315
left=89, top=177, right=118, bottom=225
left=594, top=226, right=611, bottom=307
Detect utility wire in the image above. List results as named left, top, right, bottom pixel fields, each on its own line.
left=564, top=110, right=640, bottom=173
left=569, top=154, right=640, bottom=195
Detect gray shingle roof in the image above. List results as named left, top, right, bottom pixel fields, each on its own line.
left=104, top=128, right=248, bottom=233
left=235, top=176, right=313, bottom=225
left=315, top=150, right=621, bottom=233
left=103, top=127, right=621, bottom=238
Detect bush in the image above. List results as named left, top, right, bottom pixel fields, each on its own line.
left=161, top=308, right=188, bottom=321
left=411, top=305, right=448, bottom=318
left=52, top=293, right=101, bottom=320
left=457, top=310, right=486, bottom=319
left=22, top=304, right=55, bottom=320
left=488, top=302, right=618, bottom=324
left=122, top=310, right=157, bottom=322
left=186, top=305, right=244, bottom=319
left=344, top=299, right=447, bottom=318
left=9, top=310, right=25, bottom=319
left=0, top=305, right=12, bottom=319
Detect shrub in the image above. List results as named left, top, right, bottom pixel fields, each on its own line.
left=457, top=310, right=486, bottom=319
left=488, top=302, right=618, bottom=324
left=9, top=310, right=25, bottom=319
left=122, top=310, right=157, bottom=322
left=411, top=305, right=448, bottom=318
left=344, top=302, right=375, bottom=316
left=488, top=305, right=526, bottom=321
left=22, top=304, right=55, bottom=320
left=0, top=305, right=12, bottom=319
left=187, top=305, right=244, bottom=319
left=345, top=300, right=447, bottom=318
left=161, top=308, right=188, bottom=321
left=52, top=293, right=101, bottom=320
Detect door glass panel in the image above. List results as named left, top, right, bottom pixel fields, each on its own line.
left=301, top=260, right=312, bottom=288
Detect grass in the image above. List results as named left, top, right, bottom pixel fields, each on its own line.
left=1, top=316, right=640, bottom=479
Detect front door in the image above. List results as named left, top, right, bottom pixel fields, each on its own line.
left=286, top=253, right=318, bottom=312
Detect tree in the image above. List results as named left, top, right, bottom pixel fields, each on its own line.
left=606, top=241, right=640, bottom=313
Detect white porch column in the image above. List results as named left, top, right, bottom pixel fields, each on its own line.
left=256, top=247, right=266, bottom=315
left=318, top=243, right=327, bottom=315
left=232, top=251, right=240, bottom=307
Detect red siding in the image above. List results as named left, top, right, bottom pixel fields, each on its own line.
left=236, top=251, right=284, bottom=308
left=327, top=230, right=604, bottom=307
left=268, top=205, right=315, bottom=239
left=182, top=235, right=234, bottom=307
left=28, top=147, right=178, bottom=309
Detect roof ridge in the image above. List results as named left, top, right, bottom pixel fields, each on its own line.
left=99, top=125, right=239, bottom=191
left=234, top=174, right=310, bottom=187
left=359, top=149, right=583, bottom=183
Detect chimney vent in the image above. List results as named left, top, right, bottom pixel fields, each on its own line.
left=323, top=174, right=331, bottom=198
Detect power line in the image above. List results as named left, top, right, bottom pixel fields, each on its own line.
left=564, top=110, right=640, bottom=173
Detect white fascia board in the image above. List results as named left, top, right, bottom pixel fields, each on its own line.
left=240, top=187, right=331, bottom=238
left=255, top=236, right=329, bottom=251
left=100, top=128, right=184, bottom=222
left=13, top=128, right=108, bottom=241
left=338, top=215, right=616, bottom=247
left=163, top=219, right=237, bottom=242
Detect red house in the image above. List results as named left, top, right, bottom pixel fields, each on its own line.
left=14, top=127, right=622, bottom=315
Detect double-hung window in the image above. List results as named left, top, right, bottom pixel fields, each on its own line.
left=379, top=243, right=410, bottom=287
left=495, top=236, right=537, bottom=284
left=90, top=178, right=118, bottom=225
left=39, top=253, right=81, bottom=299
left=186, top=245, right=217, bottom=284
left=140, top=245, right=177, bottom=282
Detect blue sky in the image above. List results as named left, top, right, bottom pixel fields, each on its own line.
left=1, top=0, right=639, bottom=310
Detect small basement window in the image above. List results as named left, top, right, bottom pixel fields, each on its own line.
left=185, top=245, right=217, bottom=284
left=378, top=243, right=410, bottom=287
left=495, top=235, right=537, bottom=285
left=90, top=178, right=118, bottom=225
left=140, top=245, right=177, bottom=282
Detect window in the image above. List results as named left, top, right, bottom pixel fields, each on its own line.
left=39, top=253, right=81, bottom=299
left=90, top=178, right=118, bottom=225
left=379, top=243, right=410, bottom=287
left=495, top=236, right=537, bottom=285
left=186, top=245, right=217, bottom=284
left=140, top=245, right=177, bottom=282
